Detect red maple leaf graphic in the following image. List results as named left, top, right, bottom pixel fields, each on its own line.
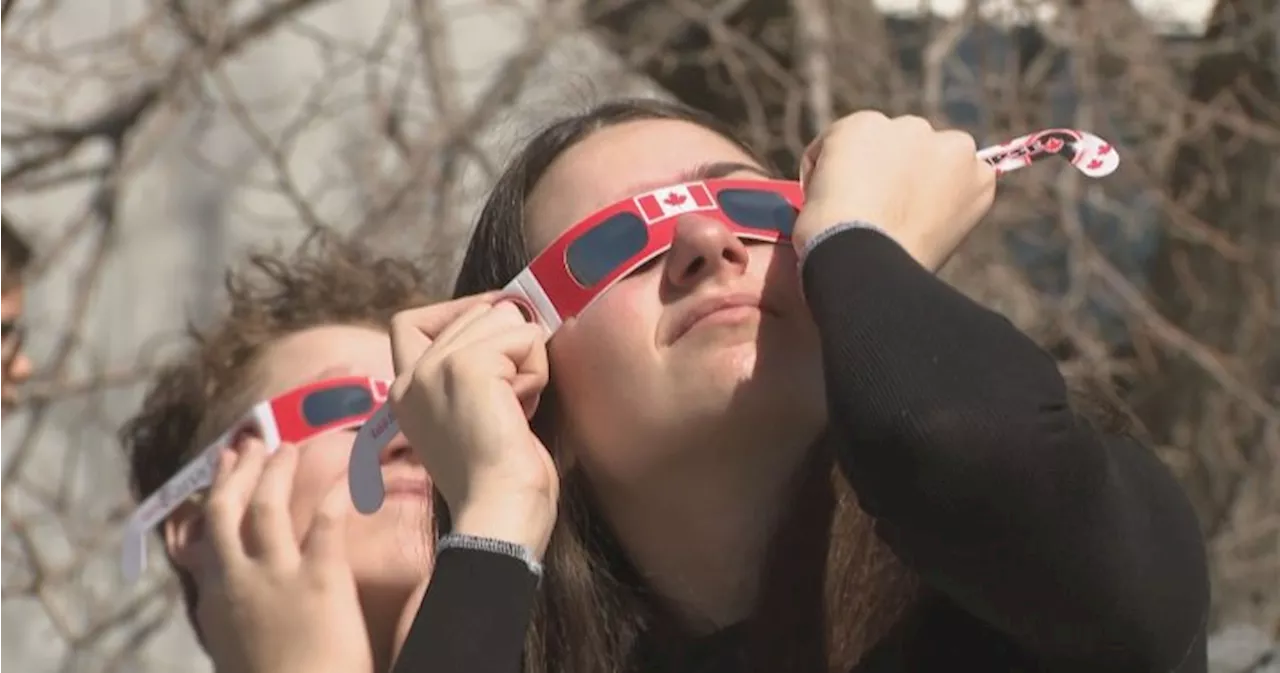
left=1042, top=137, right=1065, bottom=153
left=1087, top=158, right=1105, bottom=170
left=1096, top=143, right=1113, bottom=155
left=663, top=191, right=687, bottom=207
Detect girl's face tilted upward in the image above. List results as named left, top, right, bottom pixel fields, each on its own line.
left=252, top=325, right=433, bottom=586
left=524, top=119, right=826, bottom=484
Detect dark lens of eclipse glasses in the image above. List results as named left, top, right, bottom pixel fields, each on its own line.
left=564, top=212, right=650, bottom=287
left=717, top=189, right=797, bottom=236
left=301, top=385, right=375, bottom=427
left=563, top=189, right=797, bottom=289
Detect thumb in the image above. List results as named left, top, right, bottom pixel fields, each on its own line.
left=389, top=293, right=508, bottom=375
left=300, top=475, right=353, bottom=561
left=798, top=128, right=829, bottom=191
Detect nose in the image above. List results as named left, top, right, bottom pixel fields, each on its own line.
left=379, top=433, right=419, bottom=466
left=664, top=216, right=750, bottom=289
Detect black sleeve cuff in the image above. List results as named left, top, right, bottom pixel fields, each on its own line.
left=392, top=546, right=537, bottom=673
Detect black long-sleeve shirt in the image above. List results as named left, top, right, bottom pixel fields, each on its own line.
left=395, top=226, right=1210, bottom=673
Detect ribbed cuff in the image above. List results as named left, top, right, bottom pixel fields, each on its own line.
left=796, top=221, right=901, bottom=306
left=436, top=532, right=543, bottom=579
left=797, top=220, right=897, bottom=275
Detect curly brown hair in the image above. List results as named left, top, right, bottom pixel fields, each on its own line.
left=119, top=231, right=445, bottom=643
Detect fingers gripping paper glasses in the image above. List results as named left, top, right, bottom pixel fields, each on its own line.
left=346, top=128, right=1121, bottom=516
left=121, top=376, right=391, bottom=581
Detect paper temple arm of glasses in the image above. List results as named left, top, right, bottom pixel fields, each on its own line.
left=976, top=129, right=1120, bottom=178
left=504, top=270, right=560, bottom=334
left=120, top=405, right=281, bottom=581
left=349, top=402, right=400, bottom=514
left=121, top=523, right=150, bottom=582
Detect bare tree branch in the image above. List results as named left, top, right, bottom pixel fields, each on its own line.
left=3, top=0, right=1277, bottom=666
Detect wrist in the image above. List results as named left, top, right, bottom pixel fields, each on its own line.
left=794, top=219, right=903, bottom=268
left=450, top=492, right=555, bottom=559
left=437, top=533, right=544, bottom=578
left=794, top=207, right=892, bottom=249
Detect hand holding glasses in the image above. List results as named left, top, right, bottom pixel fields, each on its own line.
left=343, top=127, right=1121, bottom=516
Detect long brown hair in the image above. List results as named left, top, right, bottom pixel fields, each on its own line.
left=453, top=99, right=925, bottom=673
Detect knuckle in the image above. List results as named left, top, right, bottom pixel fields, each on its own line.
left=411, top=349, right=440, bottom=382
left=499, top=305, right=528, bottom=326
left=438, top=355, right=474, bottom=389
left=204, top=492, right=237, bottom=520
left=311, top=508, right=338, bottom=530
left=388, top=392, right=415, bottom=426
left=412, top=360, right=453, bottom=404
left=386, top=313, right=407, bottom=340
left=389, top=309, right=415, bottom=333
left=303, top=560, right=341, bottom=587
left=494, top=301, right=525, bottom=324
left=518, top=322, right=544, bottom=340
left=389, top=373, right=412, bottom=403
left=837, top=110, right=883, bottom=132
left=941, top=129, right=978, bottom=155
left=263, top=562, right=297, bottom=584
left=247, top=494, right=275, bottom=520
left=897, top=115, right=934, bottom=133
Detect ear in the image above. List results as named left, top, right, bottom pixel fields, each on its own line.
left=162, top=499, right=209, bottom=575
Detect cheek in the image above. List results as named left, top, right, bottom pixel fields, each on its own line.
left=551, top=281, right=655, bottom=378
left=755, top=245, right=811, bottom=318
left=287, top=435, right=355, bottom=529
left=548, top=281, right=659, bottom=421
left=754, top=243, right=798, bottom=288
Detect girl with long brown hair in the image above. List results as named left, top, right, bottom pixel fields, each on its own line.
left=388, top=100, right=1209, bottom=673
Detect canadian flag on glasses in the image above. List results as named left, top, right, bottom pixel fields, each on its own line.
left=634, top=183, right=716, bottom=223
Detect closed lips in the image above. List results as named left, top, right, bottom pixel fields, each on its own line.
left=382, top=477, right=430, bottom=496
left=671, top=293, right=764, bottom=342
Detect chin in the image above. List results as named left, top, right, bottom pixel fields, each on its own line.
left=352, top=554, right=432, bottom=591
left=732, top=364, right=823, bottom=434
left=680, top=372, right=816, bottom=435
left=692, top=342, right=762, bottom=386
left=346, top=523, right=432, bottom=579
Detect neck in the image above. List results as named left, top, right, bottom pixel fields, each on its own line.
left=361, top=579, right=428, bottom=673
left=593, top=442, right=808, bottom=633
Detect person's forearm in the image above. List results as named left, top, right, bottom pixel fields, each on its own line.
left=391, top=545, right=537, bottom=673
left=802, top=225, right=1209, bottom=671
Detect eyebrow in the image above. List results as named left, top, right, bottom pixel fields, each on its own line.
left=625, top=161, right=774, bottom=198
left=306, top=365, right=358, bottom=384
left=679, top=161, right=773, bottom=182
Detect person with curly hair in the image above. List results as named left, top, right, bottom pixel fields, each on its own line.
left=120, top=233, right=446, bottom=673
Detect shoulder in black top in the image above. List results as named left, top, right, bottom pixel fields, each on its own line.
left=393, top=226, right=1211, bottom=673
